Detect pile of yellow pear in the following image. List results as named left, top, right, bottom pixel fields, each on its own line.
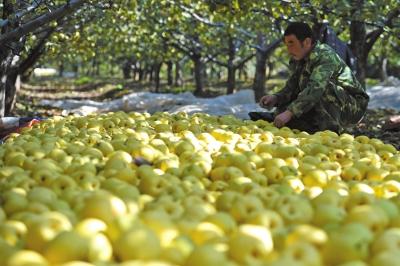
left=1, top=111, right=400, bottom=266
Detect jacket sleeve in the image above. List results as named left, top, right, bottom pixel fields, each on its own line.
left=286, top=54, right=338, bottom=117
left=274, top=61, right=298, bottom=106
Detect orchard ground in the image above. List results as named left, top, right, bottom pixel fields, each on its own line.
left=12, top=76, right=400, bottom=149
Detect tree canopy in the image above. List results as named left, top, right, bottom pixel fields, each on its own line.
left=0, top=0, right=399, bottom=116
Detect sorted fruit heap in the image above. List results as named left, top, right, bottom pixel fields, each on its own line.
left=1, top=111, right=400, bottom=266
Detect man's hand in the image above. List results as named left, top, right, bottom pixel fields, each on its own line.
left=259, top=95, right=277, bottom=109
left=274, top=110, right=293, bottom=128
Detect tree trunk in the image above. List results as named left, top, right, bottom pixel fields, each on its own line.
left=380, top=57, right=388, bottom=82
left=73, top=64, right=79, bottom=76
left=59, top=62, right=64, bottom=77
left=253, top=33, right=269, bottom=101
left=227, top=67, right=236, bottom=95
left=5, top=69, right=19, bottom=115
left=91, top=57, right=97, bottom=76
left=203, top=67, right=208, bottom=86
left=174, top=61, right=182, bottom=86
left=154, top=62, right=162, bottom=93
left=95, top=62, right=100, bottom=76
left=350, top=4, right=400, bottom=85
left=0, top=45, right=18, bottom=116
left=252, top=35, right=281, bottom=102
left=138, top=68, right=144, bottom=81
left=134, top=62, right=140, bottom=81
left=167, top=61, right=173, bottom=86
left=0, top=79, right=6, bottom=117
left=350, top=20, right=367, bottom=87
left=192, top=54, right=204, bottom=96
left=226, top=37, right=236, bottom=94
left=0, top=73, right=7, bottom=117
left=0, top=2, right=17, bottom=117
left=122, top=60, right=131, bottom=79
left=253, top=49, right=268, bottom=101
left=148, top=66, right=153, bottom=82
left=131, top=62, right=137, bottom=81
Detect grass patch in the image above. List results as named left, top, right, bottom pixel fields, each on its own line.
left=366, top=78, right=380, bottom=87
left=74, top=76, right=94, bottom=86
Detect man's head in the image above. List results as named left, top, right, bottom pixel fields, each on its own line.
left=284, top=22, right=315, bottom=61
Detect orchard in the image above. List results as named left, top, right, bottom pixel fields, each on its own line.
left=1, top=111, right=400, bottom=266
left=1, top=1, right=400, bottom=265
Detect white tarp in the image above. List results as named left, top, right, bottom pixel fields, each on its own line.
left=33, top=68, right=57, bottom=77
left=39, top=76, right=400, bottom=119
left=39, top=89, right=266, bottom=119
left=367, top=76, right=400, bottom=110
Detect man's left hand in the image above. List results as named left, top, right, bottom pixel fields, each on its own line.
left=274, top=110, right=293, bottom=128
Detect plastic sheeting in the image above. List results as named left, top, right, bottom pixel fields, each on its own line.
left=367, top=77, right=400, bottom=110
left=39, top=89, right=266, bottom=119
left=38, top=77, right=400, bottom=119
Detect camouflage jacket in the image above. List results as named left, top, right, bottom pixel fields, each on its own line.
left=275, top=42, right=369, bottom=120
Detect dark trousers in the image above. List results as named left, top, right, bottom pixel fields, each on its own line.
left=249, top=101, right=342, bottom=134
left=250, top=82, right=367, bottom=134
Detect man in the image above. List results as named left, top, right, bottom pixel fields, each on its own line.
left=250, top=22, right=369, bottom=133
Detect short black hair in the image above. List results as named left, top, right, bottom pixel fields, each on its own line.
left=284, top=22, right=315, bottom=43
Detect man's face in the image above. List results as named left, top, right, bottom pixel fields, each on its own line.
left=284, top=34, right=312, bottom=61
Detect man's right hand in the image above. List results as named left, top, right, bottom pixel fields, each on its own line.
left=259, top=95, right=277, bottom=109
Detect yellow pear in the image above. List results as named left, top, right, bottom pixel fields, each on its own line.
left=184, top=244, right=228, bottom=266
left=114, top=225, right=161, bottom=261
left=79, top=191, right=127, bottom=224
left=43, top=231, right=89, bottom=264
left=6, top=250, right=49, bottom=266
left=228, top=224, right=273, bottom=265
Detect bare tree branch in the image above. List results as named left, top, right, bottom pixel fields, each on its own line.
left=234, top=52, right=255, bottom=69
left=206, top=55, right=226, bottom=67
left=237, top=28, right=256, bottom=39
left=0, top=0, right=86, bottom=45
left=2, top=0, right=48, bottom=30
left=262, top=38, right=282, bottom=54
left=19, top=25, right=56, bottom=74
left=365, top=7, right=400, bottom=56
left=2, top=0, right=14, bottom=32
left=169, top=38, right=195, bottom=57
left=15, top=0, right=45, bottom=19
left=167, top=0, right=224, bottom=28
left=250, top=38, right=281, bottom=53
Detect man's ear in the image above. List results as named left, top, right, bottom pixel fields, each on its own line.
left=304, top=37, right=312, bottom=47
